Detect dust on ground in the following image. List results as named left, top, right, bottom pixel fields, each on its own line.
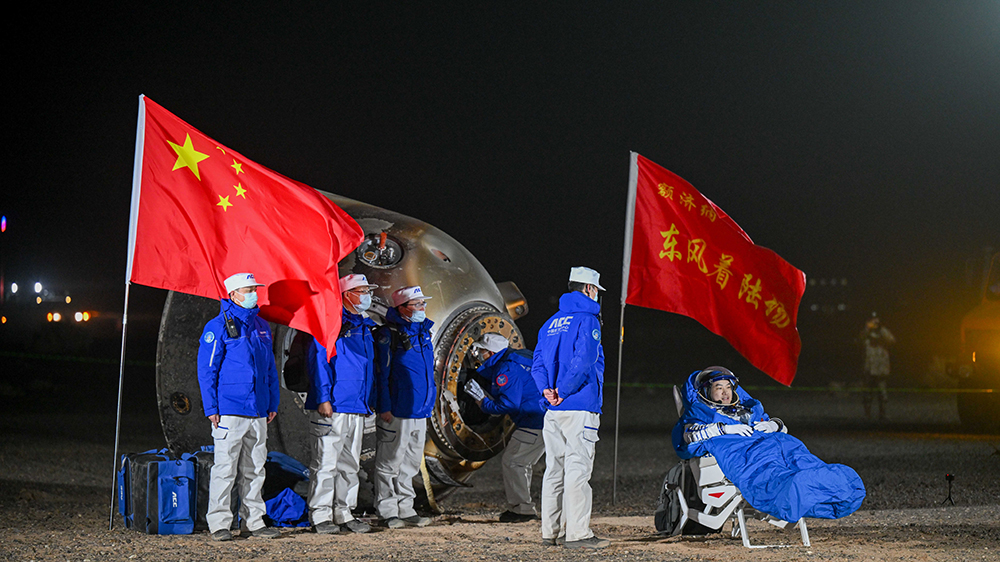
left=2, top=361, right=999, bottom=561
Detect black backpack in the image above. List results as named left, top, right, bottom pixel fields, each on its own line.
left=653, top=461, right=715, bottom=536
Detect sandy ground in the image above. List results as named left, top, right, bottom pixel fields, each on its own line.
left=2, top=364, right=999, bottom=561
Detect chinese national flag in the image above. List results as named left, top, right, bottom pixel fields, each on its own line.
left=126, top=95, right=364, bottom=358
left=623, top=153, right=806, bottom=385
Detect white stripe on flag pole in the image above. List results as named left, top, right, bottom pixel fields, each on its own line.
left=620, top=152, right=639, bottom=305
left=125, top=94, right=146, bottom=283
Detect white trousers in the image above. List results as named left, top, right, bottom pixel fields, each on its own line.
left=540, top=410, right=599, bottom=542
left=307, top=411, right=366, bottom=525
left=502, top=427, right=546, bottom=515
left=374, top=416, right=426, bottom=520
left=207, top=415, right=268, bottom=533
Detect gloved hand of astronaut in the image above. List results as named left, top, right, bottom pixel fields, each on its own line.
left=753, top=420, right=782, bottom=433
left=464, top=379, right=486, bottom=402
left=720, top=423, right=754, bottom=437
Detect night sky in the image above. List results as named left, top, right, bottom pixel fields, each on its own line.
left=5, top=2, right=998, bottom=384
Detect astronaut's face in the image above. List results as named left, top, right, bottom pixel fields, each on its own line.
left=710, top=381, right=734, bottom=404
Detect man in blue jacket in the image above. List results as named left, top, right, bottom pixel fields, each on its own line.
left=304, top=274, right=379, bottom=535
left=373, top=285, right=436, bottom=529
left=464, top=333, right=545, bottom=523
left=197, top=272, right=281, bottom=541
left=531, top=267, right=608, bottom=549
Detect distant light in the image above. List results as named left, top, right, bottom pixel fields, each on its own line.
left=82, top=312, right=91, bottom=321
left=36, top=296, right=42, bottom=304
left=65, top=296, right=72, bottom=304
left=74, top=312, right=84, bottom=322
left=34, top=282, right=42, bottom=294
left=52, top=312, right=62, bottom=322
left=1, top=216, right=5, bottom=233
left=9, top=283, right=16, bottom=294
left=1, top=316, right=6, bottom=324
left=47, top=312, right=53, bottom=322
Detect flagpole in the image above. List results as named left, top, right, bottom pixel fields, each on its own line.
left=110, top=95, right=148, bottom=529
left=613, top=152, right=640, bottom=505
left=108, top=282, right=131, bottom=529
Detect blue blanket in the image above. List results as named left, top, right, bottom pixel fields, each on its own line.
left=672, top=371, right=865, bottom=521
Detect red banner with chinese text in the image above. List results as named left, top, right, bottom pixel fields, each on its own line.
left=126, top=96, right=364, bottom=358
left=624, top=153, right=806, bottom=385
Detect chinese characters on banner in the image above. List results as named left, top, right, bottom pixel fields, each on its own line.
left=623, top=153, right=806, bottom=385
left=126, top=96, right=364, bottom=358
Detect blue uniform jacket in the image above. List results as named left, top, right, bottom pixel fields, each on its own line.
left=304, top=309, right=376, bottom=415
left=197, top=299, right=280, bottom=418
left=531, top=291, right=605, bottom=413
left=477, top=348, right=545, bottom=430
left=374, top=307, right=436, bottom=419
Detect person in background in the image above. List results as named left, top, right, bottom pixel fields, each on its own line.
left=860, top=312, right=895, bottom=420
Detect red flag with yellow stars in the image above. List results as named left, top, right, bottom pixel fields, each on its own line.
left=126, top=95, right=364, bottom=357
left=622, top=153, right=806, bottom=385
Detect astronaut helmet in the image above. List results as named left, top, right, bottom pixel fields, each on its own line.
left=695, top=366, right=741, bottom=408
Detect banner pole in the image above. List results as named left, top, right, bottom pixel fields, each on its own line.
left=108, top=282, right=131, bottom=529
left=612, top=303, right=625, bottom=505
left=612, top=152, right=640, bottom=506
left=111, top=95, right=147, bottom=529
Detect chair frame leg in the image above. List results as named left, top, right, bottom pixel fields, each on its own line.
left=734, top=509, right=810, bottom=549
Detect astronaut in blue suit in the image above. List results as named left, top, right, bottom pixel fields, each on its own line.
left=464, top=333, right=545, bottom=523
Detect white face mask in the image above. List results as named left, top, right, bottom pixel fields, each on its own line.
left=237, top=291, right=258, bottom=309
left=354, top=293, right=372, bottom=312
left=409, top=310, right=426, bottom=323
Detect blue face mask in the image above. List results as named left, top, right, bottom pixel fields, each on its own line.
left=409, top=310, right=426, bottom=323
left=355, top=293, right=372, bottom=312
left=238, top=291, right=258, bottom=309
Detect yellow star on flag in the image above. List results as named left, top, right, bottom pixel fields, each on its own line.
left=217, top=195, right=233, bottom=211
left=167, top=134, right=210, bottom=180
left=231, top=159, right=244, bottom=175
left=234, top=182, right=247, bottom=198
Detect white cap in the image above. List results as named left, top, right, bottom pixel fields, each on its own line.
left=340, top=273, right=379, bottom=293
left=472, top=333, right=509, bottom=354
left=224, top=272, right=265, bottom=294
left=392, top=285, right=433, bottom=307
left=569, top=266, right=606, bottom=291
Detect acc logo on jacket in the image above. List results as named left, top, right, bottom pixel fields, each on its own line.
left=496, top=374, right=508, bottom=387
left=546, top=315, right=573, bottom=336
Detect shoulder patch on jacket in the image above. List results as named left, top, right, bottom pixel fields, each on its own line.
left=496, top=374, right=508, bottom=387
left=203, top=331, right=215, bottom=344
left=592, top=329, right=600, bottom=341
